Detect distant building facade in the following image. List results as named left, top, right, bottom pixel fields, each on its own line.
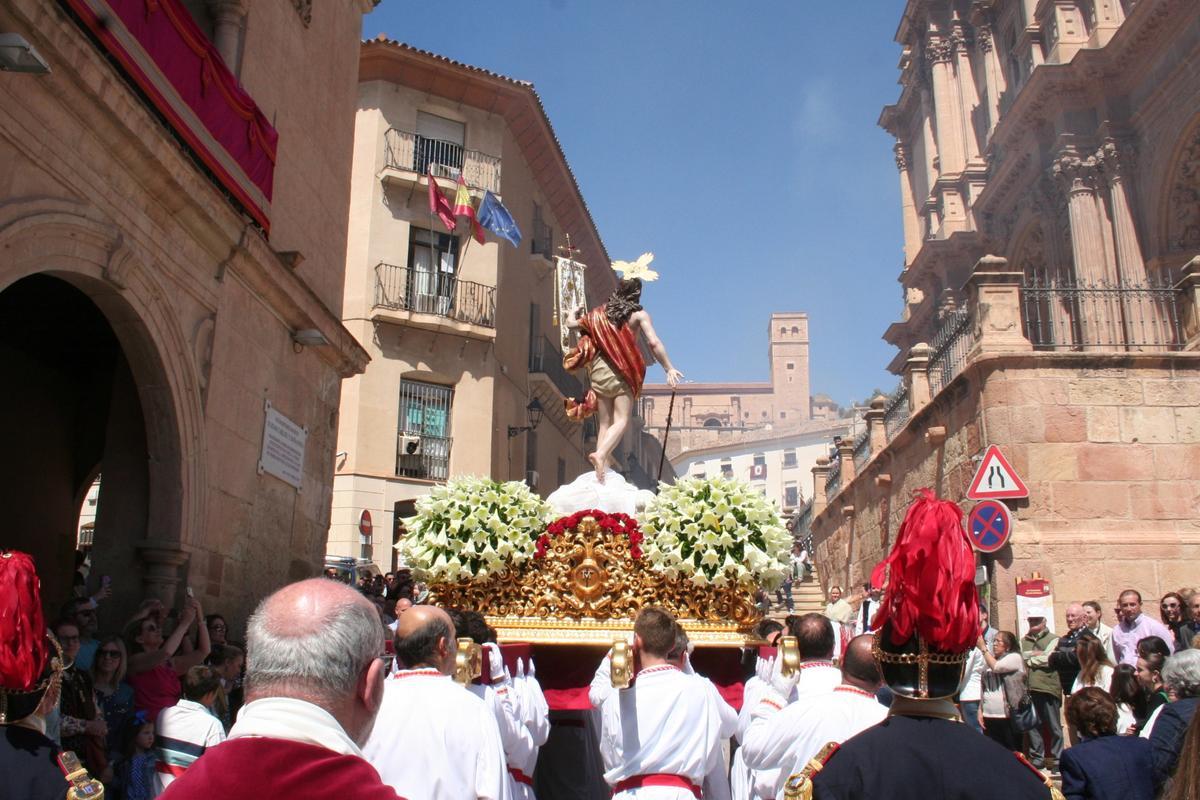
left=1, top=0, right=373, bottom=621
left=808, top=0, right=1200, bottom=633
left=329, top=40, right=665, bottom=569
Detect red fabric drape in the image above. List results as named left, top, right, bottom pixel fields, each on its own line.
left=579, top=309, right=646, bottom=397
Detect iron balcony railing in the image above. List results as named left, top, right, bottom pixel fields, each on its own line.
left=396, top=433, right=452, bottom=481
left=883, top=384, right=910, bottom=442
left=928, top=307, right=973, bottom=396
left=825, top=455, right=842, bottom=498
left=1021, top=278, right=1184, bottom=351
left=374, top=262, right=496, bottom=328
left=794, top=501, right=814, bottom=539
left=852, top=428, right=871, bottom=470
left=528, top=335, right=583, bottom=399
left=384, top=128, right=502, bottom=194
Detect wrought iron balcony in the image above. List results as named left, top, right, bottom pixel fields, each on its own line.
left=528, top=335, right=583, bottom=399
left=1021, top=279, right=1183, bottom=352
left=383, top=128, right=501, bottom=194
left=374, top=262, right=496, bottom=329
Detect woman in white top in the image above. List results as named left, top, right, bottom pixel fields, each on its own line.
left=1072, top=635, right=1115, bottom=693
left=957, top=638, right=986, bottom=733
left=978, top=630, right=1026, bottom=752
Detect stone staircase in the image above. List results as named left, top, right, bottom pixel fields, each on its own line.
left=766, top=570, right=825, bottom=619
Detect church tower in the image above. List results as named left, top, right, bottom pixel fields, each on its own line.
left=769, top=312, right=811, bottom=421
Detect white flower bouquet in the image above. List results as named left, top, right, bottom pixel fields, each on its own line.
left=397, top=477, right=551, bottom=582
left=641, top=476, right=792, bottom=589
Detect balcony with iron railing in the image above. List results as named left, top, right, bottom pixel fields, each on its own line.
left=372, top=262, right=496, bottom=338
left=1021, top=278, right=1184, bottom=352
left=382, top=128, right=502, bottom=194
left=528, top=335, right=583, bottom=400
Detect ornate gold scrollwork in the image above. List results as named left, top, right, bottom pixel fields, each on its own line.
left=428, top=515, right=763, bottom=645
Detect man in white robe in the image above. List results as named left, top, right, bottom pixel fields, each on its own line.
left=510, top=657, right=550, bottom=800
left=363, top=606, right=511, bottom=800
left=743, top=613, right=843, bottom=798
left=592, top=607, right=737, bottom=799
left=731, top=620, right=784, bottom=800
left=741, top=635, right=886, bottom=799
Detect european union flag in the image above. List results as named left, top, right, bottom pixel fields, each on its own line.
left=477, top=190, right=522, bottom=247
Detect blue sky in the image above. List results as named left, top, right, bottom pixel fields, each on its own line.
left=364, top=2, right=907, bottom=406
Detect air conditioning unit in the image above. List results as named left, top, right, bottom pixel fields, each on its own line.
left=525, top=470, right=539, bottom=489
left=399, top=434, right=422, bottom=456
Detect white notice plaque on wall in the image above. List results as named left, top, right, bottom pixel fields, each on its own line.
left=259, top=400, right=307, bottom=491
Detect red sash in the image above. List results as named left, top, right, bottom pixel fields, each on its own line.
left=613, top=774, right=701, bottom=798
left=577, top=308, right=646, bottom=397
left=508, top=767, right=533, bottom=786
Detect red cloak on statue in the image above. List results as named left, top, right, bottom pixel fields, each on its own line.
left=563, top=308, right=646, bottom=420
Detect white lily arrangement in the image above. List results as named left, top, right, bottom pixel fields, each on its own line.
left=397, top=476, right=551, bottom=582
left=640, top=476, right=792, bottom=590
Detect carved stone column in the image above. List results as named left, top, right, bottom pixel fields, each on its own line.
left=904, top=343, right=933, bottom=411
left=136, top=541, right=190, bottom=605
left=975, top=22, right=1006, bottom=135
left=949, top=23, right=981, bottom=164
left=895, top=143, right=922, bottom=263
left=207, top=0, right=248, bottom=75
left=926, top=35, right=964, bottom=175
left=1053, top=144, right=1119, bottom=347
left=837, top=438, right=856, bottom=488
left=812, top=457, right=831, bottom=515
left=1096, top=138, right=1147, bottom=284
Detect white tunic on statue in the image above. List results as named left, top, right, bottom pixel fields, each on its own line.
left=743, top=662, right=842, bottom=799
left=594, top=664, right=737, bottom=799
left=363, top=668, right=512, bottom=800
left=742, top=685, right=886, bottom=799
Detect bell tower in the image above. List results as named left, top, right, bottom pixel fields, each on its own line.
left=769, top=313, right=810, bottom=420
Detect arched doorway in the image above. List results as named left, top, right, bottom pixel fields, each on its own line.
left=0, top=274, right=156, bottom=613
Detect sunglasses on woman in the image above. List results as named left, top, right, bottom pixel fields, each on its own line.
left=98, top=650, right=122, bottom=659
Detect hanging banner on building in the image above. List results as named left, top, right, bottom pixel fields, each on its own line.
left=259, top=400, right=307, bottom=491
left=554, top=256, right=588, bottom=349
left=1015, top=571, right=1055, bottom=637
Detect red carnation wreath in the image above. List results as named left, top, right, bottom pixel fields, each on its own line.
left=537, top=509, right=644, bottom=559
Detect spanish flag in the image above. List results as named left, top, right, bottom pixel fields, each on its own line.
left=453, top=175, right=486, bottom=244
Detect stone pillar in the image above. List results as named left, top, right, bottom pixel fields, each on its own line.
left=964, top=255, right=1033, bottom=358
left=1096, top=138, right=1147, bottom=284
left=1090, top=0, right=1127, bottom=46
left=812, top=457, right=831, bottom=515
left=904, top=343, right=933, bottom=411
left=136, top=541, right=190, bottom=605
left=867, top=395, right=888, bottom=456
left=975, top=21, right=1006, bottom=135
left=207, top=0, right=248, bottom=76
left=642, top=396, right=656, bottom=428
left=1175, top=257, right=1200, bottom=351
left=895, top=143, right=922, bottom=264
left=1039, top=1, right=1090, bottom=64
left=837, top=438, right=856, bottom=487
left=1053, top=143, right=1119, bottom=347
left=730, top=396, right=742, bottom=427
left=950, top=23, right=981, bottom=164
left=926, top=35, right=964, bottom=175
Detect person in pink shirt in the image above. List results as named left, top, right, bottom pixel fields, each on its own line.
left=1113, top=590, right=1175, bottom=667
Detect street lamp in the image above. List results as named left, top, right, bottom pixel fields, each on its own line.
left=0, top=34, right=51, bottom=74
left=508, top=397, right=544, bottom=438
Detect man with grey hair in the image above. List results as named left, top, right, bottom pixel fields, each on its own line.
left=364, top=605, right=509, bottom=800
left=1149, top=649, right=1200, bottom=791
left=159, top=579, right=401, bottom=800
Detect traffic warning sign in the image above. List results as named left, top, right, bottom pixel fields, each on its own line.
left=967, top=500, right=1012, bottom=553
left=967, top=445, right=1029, bottom=500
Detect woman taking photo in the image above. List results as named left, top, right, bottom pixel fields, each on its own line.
left=979, top=630, right=1027, bottom=751
left=123, top=594, right=210, bottom=722
left=1074, top=635, right=1116, bottom=693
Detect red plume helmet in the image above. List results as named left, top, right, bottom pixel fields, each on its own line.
left=870, top=489, right=980, bottom=654
left=0, top=551, right=49, bottom=692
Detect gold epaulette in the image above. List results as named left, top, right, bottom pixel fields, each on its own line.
left=1014, top=751, right=1064, bottom=800
left=782, top=741, right=841, bottom=800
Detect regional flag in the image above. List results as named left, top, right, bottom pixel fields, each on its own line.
left=478, top=191, right=522, bottom=247
left=427, top=168, right=456, bottom=232
left=453, top=175, right=486, bottom=244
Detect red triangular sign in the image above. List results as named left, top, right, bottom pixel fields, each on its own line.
left=967, top=445, right=1029, bottom=500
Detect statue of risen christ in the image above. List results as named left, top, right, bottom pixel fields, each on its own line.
left=565, top=278, right=683, bottom=483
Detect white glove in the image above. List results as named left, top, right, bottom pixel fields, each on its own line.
left=767, top=651, right=800, bottom=700
left=681, top=643, right=696, bottom=674
left=483, top=642, right=507, bottom=685
left=528, top=657, right=537, bottom=678
left=755, top=655, right=773, bottom=685
left=515, top=657, right=526, bottom=680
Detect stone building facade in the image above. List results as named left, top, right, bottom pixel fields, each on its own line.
left=1, top=0, right=373, bottom=623
left=329, top=40, right=665, bottom=569
left=806, top=0, right=1200, bottom=632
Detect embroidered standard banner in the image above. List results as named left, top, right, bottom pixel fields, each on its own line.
left=60, top=0, right=278, bottom=232
left=554, top=256, right=588, bottom=349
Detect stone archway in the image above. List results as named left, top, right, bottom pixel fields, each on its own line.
left=0, top=199, right=207, bottom=617
left=1158, top=113, right=1200, bottom=265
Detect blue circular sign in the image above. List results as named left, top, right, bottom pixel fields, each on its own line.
left=967, top=500, right=1012, bottom=553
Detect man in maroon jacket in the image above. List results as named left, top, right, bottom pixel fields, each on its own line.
left=162, top=578, right=402, bottom=800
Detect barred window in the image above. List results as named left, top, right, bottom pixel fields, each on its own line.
left=397, top=379, right=453, bottom=480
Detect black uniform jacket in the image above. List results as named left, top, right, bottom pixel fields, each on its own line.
left=1, top=724, right=65, bottom=800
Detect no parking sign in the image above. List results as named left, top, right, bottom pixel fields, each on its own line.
left=967, top=500, right=1012, bottom=553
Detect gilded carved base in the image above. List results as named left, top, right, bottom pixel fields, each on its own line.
left=427, top=516, right=762, bottom=646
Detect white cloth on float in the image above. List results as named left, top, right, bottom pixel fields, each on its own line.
left=363, top=669, right=511, bottom=800
left=547, top=470, right=656, bottom=517
left=743, top=662, right=842, bottom=799
left=742, top=684, right=886, bottom=798
left=593, top=664, right=737, bottom=799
